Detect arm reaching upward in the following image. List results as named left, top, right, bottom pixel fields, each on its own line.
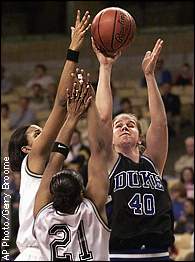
left=142, top=39, right=168, bottom=175
left=91, top=38, right=121, bottom=162
left=75, top=68, right=109, bottom=223
left=34, top=79, right=91, bottom=217
left=28, top=10, right=91, bottom=174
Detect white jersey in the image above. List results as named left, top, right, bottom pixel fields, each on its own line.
left=16, top=155, right=42, bottom=252
left=33, top=198, right=111, bottom=261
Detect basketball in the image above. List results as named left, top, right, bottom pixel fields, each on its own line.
left=91, top=7, right=136, bottom=57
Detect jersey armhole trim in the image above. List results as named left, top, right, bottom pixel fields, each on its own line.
left=141, top=155, right=162, bottom=179
left=25, top=155, right=42, bottom=179
left=109, top=154, right=121, bottom=179
left=35, top=202, right=53, bottom=220
left=86, top=198, right=111, bottom=232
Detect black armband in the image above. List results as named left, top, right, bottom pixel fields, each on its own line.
left=52, top=142, right=70, bottom=158
left=66, top=49, right=79, bottom=63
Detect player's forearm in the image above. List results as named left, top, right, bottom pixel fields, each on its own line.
left=88, top=101, right=105, bottom=153
left=39, top=115, right=78, bottom=189
left=145, top=74, right=167, bottom=125
left=56, top=114, right=78, bottom=146
left=55, top=58, right=77, bottom=108
left=49, top=115, right=78, bottom=172
left=95, top=64, right=113, bottom=122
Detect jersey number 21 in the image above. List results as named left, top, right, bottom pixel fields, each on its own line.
left=49, top=220, right=93, bottom=260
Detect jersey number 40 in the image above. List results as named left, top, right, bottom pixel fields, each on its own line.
left=128, top=193, right=155, bottom=215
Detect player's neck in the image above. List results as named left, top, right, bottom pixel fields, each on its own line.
left=116, top=145, right=140, bottom=163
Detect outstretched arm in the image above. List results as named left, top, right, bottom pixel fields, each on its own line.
left=28, top=10, right=91, bottom=174
left=143, top=39, right=168, bottom=175
left=75, top=69, right=109, bottom=222
left=34, top=81, right=91, bottom=217
left=91, top=38, right=120, bottom=161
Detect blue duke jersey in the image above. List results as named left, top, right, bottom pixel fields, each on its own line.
left=107, top=153, right=174, bottom=251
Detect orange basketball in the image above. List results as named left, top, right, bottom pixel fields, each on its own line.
left=91, top=7, right=136, bottom=57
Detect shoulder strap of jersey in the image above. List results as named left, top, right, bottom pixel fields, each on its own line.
left=84, top=198, right=111, bottom=232
left=24, top=155, right=42, bottom=179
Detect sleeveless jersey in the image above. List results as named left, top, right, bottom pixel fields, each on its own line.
left=107, top=153, right=174, bottom=251
left=33, top=198, right=111, bottom=261
left=16, top=155, right=42, bottom=252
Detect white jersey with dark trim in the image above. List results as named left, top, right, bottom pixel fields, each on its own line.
left=16, top=155, right=42, bottom=252
left=33, top=198, right=111, bottom=261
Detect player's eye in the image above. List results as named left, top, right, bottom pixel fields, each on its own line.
left=34, top=131, right=41, bottom=138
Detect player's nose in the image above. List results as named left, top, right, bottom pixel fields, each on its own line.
left=121, top=125, right=128, bottom=131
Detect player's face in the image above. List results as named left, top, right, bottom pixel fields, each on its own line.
left=26, top=125, right=43, bottom=147
left=113, top=115, right=140, bottom=147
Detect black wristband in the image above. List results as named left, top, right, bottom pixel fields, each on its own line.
left=52, top=142, right=70, bottom=158
left=66, top=49, right=79, bottom=63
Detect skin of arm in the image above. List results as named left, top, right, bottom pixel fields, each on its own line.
left=75, top=69, right=109, bottom=222
left=91, top=38, right=120, bottom=162
left=143, top=39, right=168, bottom=175
left=28, top=10, right=91, bottom=174
left=34, top=79, right=91, bottom=217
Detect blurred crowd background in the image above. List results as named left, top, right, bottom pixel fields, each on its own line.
left=1, top=1, right=194, bottom=261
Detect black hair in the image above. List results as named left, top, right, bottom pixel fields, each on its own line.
left=50, top=169, right=84, bottom=214
left=8, top=126, right=30, bottom=172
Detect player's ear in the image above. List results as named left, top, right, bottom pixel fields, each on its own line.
left=21, top=145, right=31, bottom=154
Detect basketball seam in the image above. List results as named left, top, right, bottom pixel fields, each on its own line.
left=111, top=10, right=118, bottom=51
left=98, top=12, right=113, bottom=53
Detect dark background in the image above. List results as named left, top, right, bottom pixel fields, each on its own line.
left=2, top=1, right=194, bottom=36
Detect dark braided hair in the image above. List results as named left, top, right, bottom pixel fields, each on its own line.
left=50, top=169, right=84, bottom=214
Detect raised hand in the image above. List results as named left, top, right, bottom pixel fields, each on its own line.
left=67, top=71, right=92, bottom=120
left=91, top=37, right=121, bottom=66
left=142, top=39, right=163, bottom=76
left=76, top=68, right=96, bottom=100
left=69, top=10, right=91, bottom=51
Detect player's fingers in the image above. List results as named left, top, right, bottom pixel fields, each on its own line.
left=144, top=51, right=151, bottom=59
left=91, top=37, right=99, bottom=52
left=113, top=50, right=121, bottom=59
left=66, top=88, right=71, bottom=104
left=152, top=38, right=161, bottom=54
left=153, top=41, right=163, bottom=61
left=80, top=24, right=91, bottom=36
left=75, top=10, right=81, bottom=28
left=75, top=74, right=83, bottom=98
left=82, top=83, right=90, bottom=100
left=71, top=82, right=77, bottom=98
left=80, top=11, right=90, bottom=28
left=80, top=68, right=87, bottom=82
left=76, top=67, right=80, bottom=75
left=80, top=15, right=90, bottom=31
left=85, top=96, right=92, bottom=110
left=70, top=26, right=75, bottom=38
left=71, top=72, right=76, bottom=79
